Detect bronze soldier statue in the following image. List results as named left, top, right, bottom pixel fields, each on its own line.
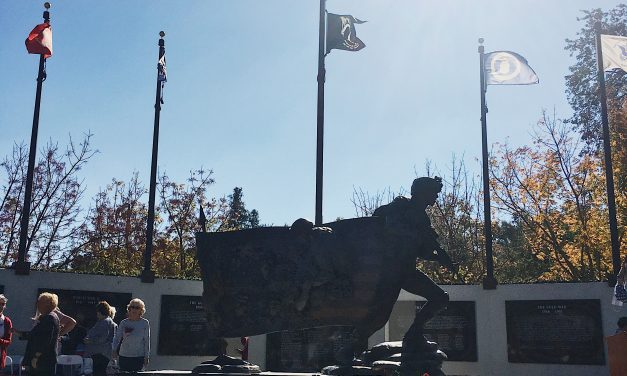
left=373, top=176, right=456, bottom=368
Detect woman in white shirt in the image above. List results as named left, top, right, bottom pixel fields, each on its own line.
left=111, top=298, right=150, bottom=371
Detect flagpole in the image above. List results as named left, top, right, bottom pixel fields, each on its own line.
left=594, top=22, right=621, bottom=284
left=478, top=38, right=497, bottom=290
left=14, top=2, right=51, bottom=276
left=141, top=31, right=165, bottom=283
left=315, top=0, right=326, bottom=226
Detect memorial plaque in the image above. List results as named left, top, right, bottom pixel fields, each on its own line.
left=505, top=299, right=605, bottom=365
left=266, top=326, right=362, bottom=372
left=421, top=301, right=477, bottom=362
left=157, top=295, right=226, bottom=356
left=38, top=288, right=132, bottom=328
left=389, top=301, right=477, bottom=362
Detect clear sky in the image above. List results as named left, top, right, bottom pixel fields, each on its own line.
left=0, top=1, right=623, bottom=226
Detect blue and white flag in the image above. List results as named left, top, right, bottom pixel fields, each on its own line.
left=601, top=34, right=627, bottom=73
left=484, top=51, right=539, bottom=85
left=157, top=50, right=167, bottom=82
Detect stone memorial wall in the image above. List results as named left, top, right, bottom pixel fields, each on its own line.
left=0, top=269, right=621, bottom=375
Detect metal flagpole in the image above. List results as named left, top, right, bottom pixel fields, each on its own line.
left=14, top=2, right=52, bottom=276
left=141, top=31, right=166, bottom=283
left=315, top=0, right=326, bottom=226
left=594, top=22, right=621, bottom=284
left=478, top=38, right=497, bottom=290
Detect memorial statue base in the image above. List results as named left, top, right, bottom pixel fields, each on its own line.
left=356, top=340, right=447, bottom=376
left=321, top=365, right=377, bottom=375
left=192, top=355, right=261, bottom=374
left=126, top=372, right=323, bottom=376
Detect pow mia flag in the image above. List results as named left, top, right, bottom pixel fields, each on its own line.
left=484, top=51, right=538, bottom=85
left=326, top=13, right=366, bottom=53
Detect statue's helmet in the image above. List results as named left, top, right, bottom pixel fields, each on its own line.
left=411, top=176, right=443, bottom=197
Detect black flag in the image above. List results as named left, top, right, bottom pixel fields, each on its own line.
left=326, top=13, right=366, bottom=53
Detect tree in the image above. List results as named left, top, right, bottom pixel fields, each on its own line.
left=0, top=144, right=27, bottom=266
left=0, top=134, right=96, bottom=269
left=220, top=187, right=260, bottom=230
left=351, top=159, right=491, bottom=284
left=492, top=219, right=549, bottom=283
left=71, top=173, right=148, bottom=275
left=156, top=169, right=228, bottom=277
left=73, top=173, right=258, bottom=278
left=490, top=111, right=615, bottom=281
left=564, top=4, right=627, bottom=151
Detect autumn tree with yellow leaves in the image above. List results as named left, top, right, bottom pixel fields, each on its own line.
left=490, top=111, right=624, bottom=281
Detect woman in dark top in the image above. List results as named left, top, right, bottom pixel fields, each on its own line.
left=22, top=292, right=60, bottom=376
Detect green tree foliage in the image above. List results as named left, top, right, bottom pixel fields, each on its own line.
left=564, top=4, right=627, bottom=151
left=220, top=187, right=260, bottom=230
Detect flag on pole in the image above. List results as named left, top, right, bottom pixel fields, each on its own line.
left=25, top=23, right=52, bottom=58
left=326, top=13, right=366, bottom=53
left=158, top=49, right=167, bottom=82
left=601, top=34, right=627, bottom=73
left=484, top=51, right=538, bottom=85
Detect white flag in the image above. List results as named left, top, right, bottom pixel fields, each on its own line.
left=601, top=34, right=627, bottom=72
left=484, top=51, right=539, bottom=85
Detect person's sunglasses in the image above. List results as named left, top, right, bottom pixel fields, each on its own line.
left=128, top=306, right=141, bottom=310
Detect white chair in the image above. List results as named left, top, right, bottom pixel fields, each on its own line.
left=56, top=354, right=83, bottom=376
left=5, top=355, right=23, bottom=376
left=4, top=355, right=13, bottom=375
left=82, top=357, right=93, bottom=375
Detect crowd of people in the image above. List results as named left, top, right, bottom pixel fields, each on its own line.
left=0, top=293, right=151, bottom=375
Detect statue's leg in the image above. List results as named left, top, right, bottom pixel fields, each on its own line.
left=401, top=270, right=449, bottom=351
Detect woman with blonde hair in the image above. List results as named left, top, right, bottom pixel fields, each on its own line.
left=22, top=292, right=60, bottom=375
left=112, top=298, right=150, bottom=371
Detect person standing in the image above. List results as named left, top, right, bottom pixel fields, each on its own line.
left=54, top=305, right=77, bottom=354
left=85, top=301, right=117, bottom=376
left=0, top=294, right=12, bottom=370
left=112, top=298, right=150, bottom=372
left=22, top=293, right=60, bottom=376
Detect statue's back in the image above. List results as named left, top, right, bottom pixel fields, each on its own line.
left=196, top=216, right=406, bottom=339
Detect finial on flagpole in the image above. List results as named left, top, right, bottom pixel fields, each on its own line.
left=478, top=38, right=484, bottom=53
left=43, top=2, right=51, bottom=22
left=159, top=31, right=165, bottom=38
left=478, top=38, right=484, bottom=45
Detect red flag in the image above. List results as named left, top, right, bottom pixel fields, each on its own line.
left=25, top=23, right=53, bottom=58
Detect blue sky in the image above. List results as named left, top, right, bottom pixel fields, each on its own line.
left=0, top=1, right=623, bottom=226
